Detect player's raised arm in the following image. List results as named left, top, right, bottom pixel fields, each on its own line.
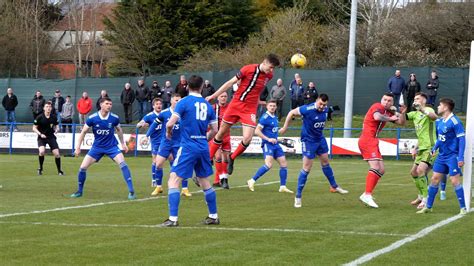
left=280, top=108, right=300, bottom=134
left=393, top=105, right=407, bottom=125
left=166, top=114, right=179, bottom=140
left=115, top=124, right=128, bottom=153
left=206, top=76, right=239, bottom=102
left=74, top=124, right=90, bottom=156
left=373, top=112, right=398, bottom=122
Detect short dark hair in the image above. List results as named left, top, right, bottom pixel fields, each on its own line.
left=152, top=98, right=162, bottom=105
left=415, top=92, right=427, bottom=99
left=44, top=101, right=52, bottom=106
left=383, top=92, right=395, bottom=99
left=187, top=75, right=204, bottom=91
left=265, top=54, right=280, bottom=67
left=99, top=97, right=112, bottom=104
left=66, top=95, right=71, bottom=98
left=439, top=98, right=455, bottom=111
left=171, top=93, right=181, bottom=98
left=266, top=99, right=277, bottom=105
left=318, top=93, right=329, bottom=102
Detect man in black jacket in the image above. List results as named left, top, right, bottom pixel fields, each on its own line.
left=2, top=88, right=18, bottom=131
left=150, top=81, right=162, bottom=104
left=135, top=79, right=150, bottom=119
left=121, top=83, right=136, bottom=124
left=30, top=90, right=46, bottom=120
left=51, top=89, right=65, bottom=121
left=303, top=82, right=318, bottom=105
left=426, top=70, right=439, bottom=106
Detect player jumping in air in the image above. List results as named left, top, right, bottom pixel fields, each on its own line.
left=161, top=75, right=219, bottom=227
left=247, top=100, right=293, bottom=193
left=417, top=98, right=467, bottom=215
left=358, top=93, right=406, bottom=208
left=280, top=94, right=348, bottom=208
left=206, top=54, right=280, bottom=175
left=70, top=97, right=135, bottom=200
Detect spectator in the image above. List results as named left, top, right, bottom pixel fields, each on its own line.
left=201, top=80, right=216, bottom=98
left=96, top=90, right=109, bottom=111
left=51, top=89, right=65, bottom=120
left=258, top=86, right=269, bottom=118
left=270, top=78, right=286, bottom=120
left=2, top=87, right=18, bottom=131
left=289, top=73, right=304, bottom=110
left=150, top=80, right=162, bottom=102
left=121, top=82, right=135, bottom=124
left=175, top=75, right=188, bottom=98
left=386, top=69, right=406, bottom=108
left=405, top=73, right=421, bottom=111
left=30, top=90, right=45, bottom=120
left=60, top=96, right=74, bottom=133
left=426, top=70, right=439, bottom=106
left=162, top=80, right=173, bottom=109
left=303, top=81, right=318, bottom=105
left=136, top=79, right=150, bottom=120
left=77, top=91, right=92, bottom=125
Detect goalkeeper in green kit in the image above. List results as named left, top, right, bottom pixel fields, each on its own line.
left=403, top=92, right=438, bottom=209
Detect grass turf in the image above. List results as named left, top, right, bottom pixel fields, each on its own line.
left=0, top=154, right=472, bottom=265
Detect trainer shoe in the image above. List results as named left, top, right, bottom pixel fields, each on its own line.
left=330, top=186, right=349, bottom=194
left=128, top=192, right=136, bottom=200
left=416, top=207, right=432, bottom=214
left=359, top=193, right=379, bottom=208
left=227, top=156, right=235, bottom=175
left=160, top=219, right=179, bottom=227
left=70, top=191, right=83, bottom=198
left=247, top=179, right=255, bottom=192
left=192, top=176, right=201, bottom=187
left=416, top=201, right=426, bottom=210
left=37, top=168, right=43, bottom=175
left=279, top=186, right=294, bottom=193
left=151, top=186, right=163, bottom=196
left=203, top=216, right=220, bottom=225
left=440, top=191, right=447, bottom=201
left=221, top=178, right=230, bottom=189
left=460, top=208, right=468, bottom=215
left=58, top=171, right=64, bottom=176
left=410, top=197, right=422, bottom=206
left=294, top=197, right=302, bottom=208
left=181, top=188, right=192, bottom=197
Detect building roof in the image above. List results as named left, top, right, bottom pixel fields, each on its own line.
left=51, top=3, right=116, bottom=31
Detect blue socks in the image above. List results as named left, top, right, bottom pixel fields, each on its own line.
left=454, top=184, right=466, bottom=209
left=322, top=164, right=338, bottom=188
left=155, top=167, right=163, bottom=186
left=182, top=179, right=188, bottom=188
left=280, top=167, right=288, bottom=186
left=168, top=188, right=180, bottom=217
left=77, top=168, right=87, bottom=193
left=119, top=162, right=134, bottom=193
left=252, top=165, right=270, bottom=181
left=204, top=188, right=217, bottom=215
left=296, top=169, right=309, bottom=198
left=427, top=184, right=439, bottom=209
left=151, top=163, right=156, bottom=183
left=440, top=175, right=447, bottom=192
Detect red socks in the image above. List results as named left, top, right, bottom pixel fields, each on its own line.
left=230, top=141, right=249, bottom=160
left=365, top=169, right=383, bottom=194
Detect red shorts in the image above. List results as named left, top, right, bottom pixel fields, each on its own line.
left=358, top=138, right=382, bottom=160
left=208, top=135, right=231, bottom=153
left=222, top=101, right=258, bottom=127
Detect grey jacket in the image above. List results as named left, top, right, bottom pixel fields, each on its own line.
left=60, top=102, right=74, bottom=119
left=270, top=85, right=287, bottom=101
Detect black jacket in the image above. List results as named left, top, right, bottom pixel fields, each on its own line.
left=426, top=77, right=439, bottom=96
left=201, top=85, right=215, bottom=98
left=304, top=86, right=318, bottom=101
left=135, top=84, right=150, bottom=102
left=150, top=85, right=162, bottom=100
left=30, top=95, right=45, bottom=114
left=405, top=80, right=421, bottom=99
left=96, top=95, right=109, bottom=110
left=121, top=88, right=136, bottom=105
left=51, top=96, right=65, bottom=113
left=2, top=94, right=18, bottom=111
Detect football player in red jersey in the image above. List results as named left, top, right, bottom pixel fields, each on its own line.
left=212, top=92, right=231, bottom=188
left=206, top=54, right=280, bottom=175
left=358, top=93, right=406, bottom=208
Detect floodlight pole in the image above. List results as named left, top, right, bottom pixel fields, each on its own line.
left=343, top=0, right=358, bottom=138
left=463, top=40, right=474, bottom=210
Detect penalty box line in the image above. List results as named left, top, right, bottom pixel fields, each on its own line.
left=343, top=209, right=473, bottom=266
left=0, top=220, right=410, bottom=238
left=0, top=181, right=281, bottom=219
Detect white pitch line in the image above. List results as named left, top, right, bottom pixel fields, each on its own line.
left=0, top=181, right=280, bottom=219
left=0, top=220, right=409, bottom=237
left=343, top=209, right=473, bottom=266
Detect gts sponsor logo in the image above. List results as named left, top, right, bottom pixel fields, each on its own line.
left=96, top=129, right=110, bottom=135
left=313, top=122, right=325, bottom=128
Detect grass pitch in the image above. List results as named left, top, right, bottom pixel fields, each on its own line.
left=0, top=154, right=472, bottom=265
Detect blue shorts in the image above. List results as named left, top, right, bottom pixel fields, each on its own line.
left=158, top=143, right=179, bottom=160
left=432, top=156, right=462, bottom=176
left=171, top=147, right=213, bottom=179
left=262, top=143, right=285, bottom=159
left=302, top=139, right=328, bottom=159
left=151, top=143, right=160, bottom=156
left=87, top=146, right=121, bottom=162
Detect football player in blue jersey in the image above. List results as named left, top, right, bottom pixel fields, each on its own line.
left=280, top=93, right=348, bottom=208
left=70, top=97, right=136, bottom=200
left=146, top=94, right=191, bottom=196
left=247, top=100, right=293, bottom=193
left=417, top=98, right=467, bottom=215
left=137, top=98, right=163, bottom=193
left=160, top=75, right=219, bottom=227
